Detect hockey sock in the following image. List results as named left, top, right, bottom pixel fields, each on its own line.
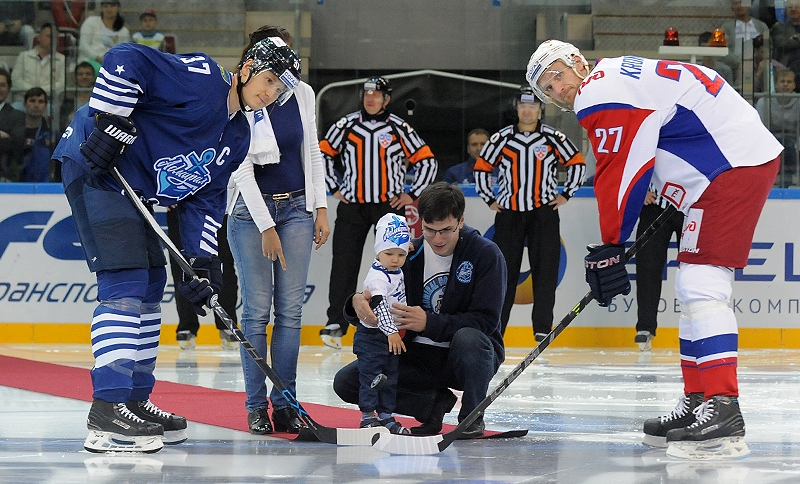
left=90, top=302, right=139, bottom=402
left=678, top=314, right=703, bottom=394
left=131, top=268, right=166, bottom=402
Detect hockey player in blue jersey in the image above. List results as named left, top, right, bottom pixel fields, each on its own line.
left=52, top=38, right=301, bottom=453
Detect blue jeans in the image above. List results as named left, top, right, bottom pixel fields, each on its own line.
left=228, top=194, right=313, bottom=411
left=334, top=327, right=501, bottom=423
left=353, top=325, right=399, bottom=414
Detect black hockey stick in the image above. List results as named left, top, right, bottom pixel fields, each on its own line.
left=110, top=168, right=386, bottom=446
left=373, top=203, right=680, bottom=455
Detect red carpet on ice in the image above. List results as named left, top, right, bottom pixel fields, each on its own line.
left=0, top=354, right=517, bottom=440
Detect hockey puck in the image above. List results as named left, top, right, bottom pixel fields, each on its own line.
left=370, top=373, right=387, bottom=391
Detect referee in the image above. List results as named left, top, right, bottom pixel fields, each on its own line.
left=318, top=77, right=438, bottom=349
left=474, top=86, right=585, bottom=339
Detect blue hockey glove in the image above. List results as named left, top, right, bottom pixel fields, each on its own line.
left=178, top=254, right=222, bottom=316
left=584, top=243, right=630, bottom=307
left=80, top=113, right=137, bottom=175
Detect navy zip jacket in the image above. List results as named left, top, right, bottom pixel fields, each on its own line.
left=347, top=224, right=506, bottom=365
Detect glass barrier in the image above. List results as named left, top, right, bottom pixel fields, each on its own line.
left=0, top=0, right=794, bottom=187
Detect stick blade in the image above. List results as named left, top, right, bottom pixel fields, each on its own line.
left=336, top=427, right=389, bottom=446
left=372, top=433, right=445, bottom=455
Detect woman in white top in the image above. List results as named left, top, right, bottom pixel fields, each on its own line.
left=227, top=26, right=330, bottom=435
left=78, top=0, right=130, bottom=64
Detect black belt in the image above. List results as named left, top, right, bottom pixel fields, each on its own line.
left=263, top=188, right=305, bottom=200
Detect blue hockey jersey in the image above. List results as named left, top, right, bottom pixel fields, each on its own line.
left=53, top=43, right=250, bottom=257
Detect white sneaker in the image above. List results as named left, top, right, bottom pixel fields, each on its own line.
left=176, top=331, right=196, bottom=350
left=219, top=329, right=237, bottom=351
left=635, top=331, right=654, bottom=351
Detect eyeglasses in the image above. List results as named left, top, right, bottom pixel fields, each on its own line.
left=422, top=224, right=460, bottom=237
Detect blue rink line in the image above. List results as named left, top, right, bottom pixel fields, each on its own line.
left=4, top=183, right=800, bottom=199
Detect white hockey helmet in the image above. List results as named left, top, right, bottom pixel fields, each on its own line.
left=526, top=40, right=588, bottom=106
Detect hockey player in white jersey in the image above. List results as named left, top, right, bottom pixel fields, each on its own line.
left=527, top=40, right=782, bottom=459
left=53, top=38, right=301, bottom=453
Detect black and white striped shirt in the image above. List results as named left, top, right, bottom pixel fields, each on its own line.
left=474, top=124, right=586, bottom=211
left=319, top=111, right=437, bottom=203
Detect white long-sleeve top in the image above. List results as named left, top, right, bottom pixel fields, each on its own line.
left=11, top=48, right=66, bottom=100
left=226, top=81, right=327, bottom=231
left=78, top=16, right=130, bottom=63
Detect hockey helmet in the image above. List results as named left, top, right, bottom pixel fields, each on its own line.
left=525, top=39, right=588, bottom=108
left=239, top=37, right=301, bottom=106
left=513, top=85, right=541, bottom=108
left=363, top=77, right=392, bottom=97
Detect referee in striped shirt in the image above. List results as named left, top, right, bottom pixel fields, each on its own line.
left=633, top=185, right=685, bottom=351
left=318, top=77, right=438, bottom=348
left=474, top=86, right=585, bottom=340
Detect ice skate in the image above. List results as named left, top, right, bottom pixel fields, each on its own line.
left=219, top=329, right=237, bottom=351
left=666, top=395, right=749, bottom=460
left=84, top=399, right=164, bottom=453
left=642, top=392, right=703, bottom=448
left=319, top=324, right=343, bottom=349
left=634, top=331, right=654, bottom=351
left=176, top=330, right=196, bottom=350
left=127, top=399, right=188, bottom=444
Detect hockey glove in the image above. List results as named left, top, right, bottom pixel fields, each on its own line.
left=80, top=113, right=137, bottom=175
left=584, top=243, right=630, bottom=307
left=178, top=254, right=223, bottom=316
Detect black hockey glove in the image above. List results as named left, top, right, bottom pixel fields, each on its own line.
left=178, top=254, right=222, bottom=316
left=80, top=113, right=137, bottom=175
left=584, top=243, right=630, bottom=307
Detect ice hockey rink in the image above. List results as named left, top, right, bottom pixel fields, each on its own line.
left=3, top=344, right=800, bottom=483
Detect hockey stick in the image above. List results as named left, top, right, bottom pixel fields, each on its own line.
left=372, top=203, right=680, bottom=455
left=110, top=168, right=386, bottom=446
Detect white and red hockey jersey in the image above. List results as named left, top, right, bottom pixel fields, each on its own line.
left=575, top=55, right=782, bottom=245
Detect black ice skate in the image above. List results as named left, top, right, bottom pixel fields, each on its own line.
left=127, top=399, right=188, bottom=444
left=642, top=392, right=703, bottom=448
left=665, top=395, right=750, bottom=460
left=84, top=399, right=164, bottom=453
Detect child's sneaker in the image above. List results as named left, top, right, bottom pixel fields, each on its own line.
left=380, top=417, right=411, bottom=435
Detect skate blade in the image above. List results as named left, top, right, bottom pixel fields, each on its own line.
left=320, top=335, right=342, bottom=350
left=642, top=434, right=667, bottom=448
left=637, top=342, right=652, bottom=351
left=84, top=431, right=164, bottom=454
left=666, top=436, right=750, bottom=460
left=162, top=429, right=188, bottom=445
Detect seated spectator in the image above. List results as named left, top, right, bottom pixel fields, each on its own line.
left=132, top=9, right=164, bottom=50
left=770, top=0, right=800, bottom=66
left=78, top=0, right=130, bottom=64
left=753, top=35, right=786, bottom=92
left=698, top=31, right=735, bottom=84
left=721, top=0, right=771, bottom=80
left=0, top=2, right=35, bottom=49
left=0, top=68, right=26, bottom=181
left=59, top=61, right=95, bottom=131
left=756, top=69, right=800, bottom=186
left=444, top=128, right=491, bottom=185
left=19, top=87, right=55, bottom=183
left=11, top=23, right=66, bottom=104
